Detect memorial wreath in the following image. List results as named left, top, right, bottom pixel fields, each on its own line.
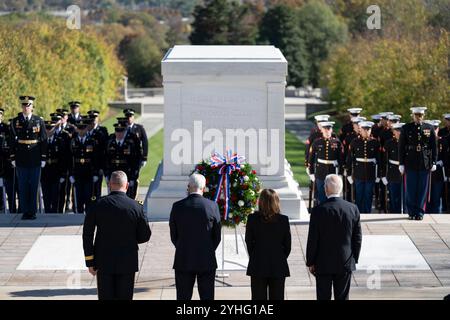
left=192, top=151, right=262, bottom=228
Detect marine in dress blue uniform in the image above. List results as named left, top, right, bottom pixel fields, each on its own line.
left=380, top=123, right=405, bottom=213
left=425, top=120, right=448, bottom=214
left=0, top=110, right=18, bottom=213
left=9, top=96, right=48, bottom=220
left=346, top=121, right=381, bottom=213
left=399, top=107, right=438, bottom=220
left=307, top=122, right=344, bottom=204
left=338, top=108, right=362, bottom=143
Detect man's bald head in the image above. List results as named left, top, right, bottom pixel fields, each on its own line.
left=325, top=174, right=343, bottom=197
left=109, top=171, right=128, bottom=192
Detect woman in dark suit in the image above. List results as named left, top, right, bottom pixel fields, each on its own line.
left=245, top=189, right=291, bottom=300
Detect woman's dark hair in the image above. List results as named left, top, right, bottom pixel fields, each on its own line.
left=258, top=189, right=281, bottom=222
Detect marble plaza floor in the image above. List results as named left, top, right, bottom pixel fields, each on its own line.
left=0, top=213, right=449, bottom=300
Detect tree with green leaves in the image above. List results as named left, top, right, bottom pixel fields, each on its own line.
left=297, top=0, right=348, bottom=87
left=259, top=4, right=309, bottom=86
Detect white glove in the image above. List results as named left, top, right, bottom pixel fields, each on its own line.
left=140, top=161, right=147, bottom=168
left=436, top=161, right=443, bottom=167
left=0, top=178, right=3, bottom=187
left=343, top=169, right=348, bottom=177
left=41, top=161, right=46, bottom=168
left=59, top=177, right=65, bottom=184
left=399, top=165, right=405, bottom=175
left=375, top=177, right=380, bottom=183
left=308, top=174, right=315, bottom=182
left=347, top=176, right=354, bottom=185
left=306, top=167, right=311, bottom=176
left=11, top=160, right=16, bottom=168
left=129, top=180, right=135, bottom=187
left=431, top=165, right=437, bottom=172
left=93, top=176, right=99, bottom=183
left=381, top=177, right=388, bottom=185
left=69, top=176, right=75, bottom=184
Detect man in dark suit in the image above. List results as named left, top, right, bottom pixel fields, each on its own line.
left=82, top=170, right=151, bottom=300
left=306, top=174, right=362, bottom=300
left=169, top=173, right=221, bottom=300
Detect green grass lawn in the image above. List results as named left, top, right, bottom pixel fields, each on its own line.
left=138, top=129, right=164, bottom=186
left=285, top=130, right=309, bottom=188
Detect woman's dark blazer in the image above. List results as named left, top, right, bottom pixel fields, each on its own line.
left=245, top=212, right=291, bottom=277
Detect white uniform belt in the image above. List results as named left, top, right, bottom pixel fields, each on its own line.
left=389, top=159, right=400, bottom=166
left=318, top=159, right=338, bottom=166
left=356, top=158, right=376, bottom=163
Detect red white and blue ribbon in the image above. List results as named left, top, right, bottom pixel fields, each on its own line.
left=210, top=150, right=245, bottom=220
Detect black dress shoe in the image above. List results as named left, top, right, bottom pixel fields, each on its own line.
left=21, top=214, right=30, bottom=220
left=415, top=216, right=424, bottom=221
left=408, top=216, right=415, bottom=220
left=29, top=215, right=37, bottom=220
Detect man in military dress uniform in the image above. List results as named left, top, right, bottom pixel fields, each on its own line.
left=52, top=110, right=73, bottom=213
left=338, top=108, right=363, bottom=142
left=305, top=115, right=330, bottom=168
left=83, top=170, right=151, bottom=300
left=122, top=109, right=147, bottom=199
left=438, top=114, right=450, bottom=138
left=68, top=101, right=82, bottom=125
left=87, top=110, right=109, bottom=198
left=9, top=96, right=48, bottom=219
left=399, top=107, right=437, bottom=220
left=105, top=123, right=141, bottom=199
left=69, top=120, right=100, bottom=214
left=0, top=109, right=17, bottom=213
left=342, top=116, right=365, bottom=201
left=307, top=122, right=344, bottom=205
left=346, top=121, right=381, bottom=213
left=41, top=120, right=70, bottom=213
left=425, top=120, right=448, bottom=214
left=381, top=123, right=405, bottom=213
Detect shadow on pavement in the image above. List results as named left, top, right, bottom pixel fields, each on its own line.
left=9, top=287, right=149, bottom=298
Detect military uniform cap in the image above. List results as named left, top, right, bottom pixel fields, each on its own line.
left=314, top=114, right=330, bottom=122
left=359, top=121, right=375, bottom=128
left=347, top=108, right=362, bottom=115
left=20, top=96, right=35, bottom=105
left=68, top=101, right=81, bottom=108
left=425, top=120, right=440, bottom=128
left=44, top=120, right=56, bottom=129
left=371, top=114, right=382, bottom=121
left=443, top=114, right=450, bottom=120
left=392, top=122, right=405, bottom=130
left=88, top=110, right=100, bottom=117
left=351, top=116, right=366, bottom=123
left=114, top=122, right=127, bottom=132
left=379, top=112, right=394, bottom=119
left=410, top=106, right=427, bottom=114
left=116, top=117, right=128, bottom=123
left=387, top=114, right=402, bottom=121
left=0, top=108, right=4, bottom=114
left=320, top=121, right=335, bottom=128
left=56, top=108, right=69, bottom=116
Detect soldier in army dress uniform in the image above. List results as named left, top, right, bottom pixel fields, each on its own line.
left=346, top=121, right=381, bottom=213
left=69, top=120, right=100, bottom=214
left=41, top=120, right=71, bottom=213
left=9, top=96, right=47, bottom=220
left=399, top=107, right=438, bottom=220
left=105, top=123, right=142, bottom=199
left=87, top=110, right=109, bottom=199
left=307, top=121, right=344, bottom=205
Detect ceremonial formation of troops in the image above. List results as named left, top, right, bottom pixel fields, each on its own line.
left=0, top=96, right=148, bottom=220
left=306, top=107, right=450, bottom=220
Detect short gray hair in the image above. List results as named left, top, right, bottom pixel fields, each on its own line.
left=110, top=170, right=128, bottom=187
left=325, top=174, right=343, bottom=195
left=189, top=173, right=206, bottom=191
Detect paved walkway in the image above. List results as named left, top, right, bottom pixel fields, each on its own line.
left=0, top=214, right=449, bottom=300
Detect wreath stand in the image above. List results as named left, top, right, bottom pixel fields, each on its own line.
left=216, top=225, right=248, bottom=283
